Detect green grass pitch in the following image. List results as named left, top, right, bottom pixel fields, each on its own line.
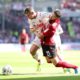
left=0, top=48, right=80, bottom=80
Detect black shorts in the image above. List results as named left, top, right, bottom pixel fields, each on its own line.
left=41, top=44, right=56, bottom=59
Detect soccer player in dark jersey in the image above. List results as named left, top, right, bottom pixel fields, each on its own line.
left=19, top=28, right=29, bottom=52
left=24, top=7, right=71, bottom=73
left=35, top=10, right=79, bottom=74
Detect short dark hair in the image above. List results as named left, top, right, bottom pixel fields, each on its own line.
left=54, top=10, right=61, bottom=18
left=24, top=7, right=32, bottom=14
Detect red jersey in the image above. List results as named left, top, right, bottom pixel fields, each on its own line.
left=20, top=33, right=29, bottom=44
left=41, top=19, right=60, bottom=45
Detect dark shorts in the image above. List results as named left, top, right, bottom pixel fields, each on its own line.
left=41, top=44, right=56, bottom=59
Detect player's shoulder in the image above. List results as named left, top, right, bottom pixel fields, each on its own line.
left=52, top=19, right=60, bottom=26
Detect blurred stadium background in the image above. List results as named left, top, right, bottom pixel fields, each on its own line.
left=0, top=0, right=80, bottom=80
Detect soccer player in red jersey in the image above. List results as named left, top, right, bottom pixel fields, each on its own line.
left=24, top=7, right=71, bottom=73
left=19, top=28, right=29, bottom=52
left=35, top=10, right=79, bottom=74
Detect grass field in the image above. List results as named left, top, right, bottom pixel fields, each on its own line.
left=0, top=48, right=80, bottom=80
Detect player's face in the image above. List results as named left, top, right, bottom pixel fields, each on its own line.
left=50, top=13, right=56, bottom=20
left=25, top=11, right=34, bottom=19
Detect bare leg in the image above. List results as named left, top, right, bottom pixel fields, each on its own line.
left=30, top=44, right=41, bottom=71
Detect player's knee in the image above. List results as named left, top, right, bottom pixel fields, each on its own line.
left=50, top=58, right=59, bottom=66
left=30, top=48, right=36, bottom=56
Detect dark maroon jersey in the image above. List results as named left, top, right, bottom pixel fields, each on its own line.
left=41, top=19, right=60, bottom=45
